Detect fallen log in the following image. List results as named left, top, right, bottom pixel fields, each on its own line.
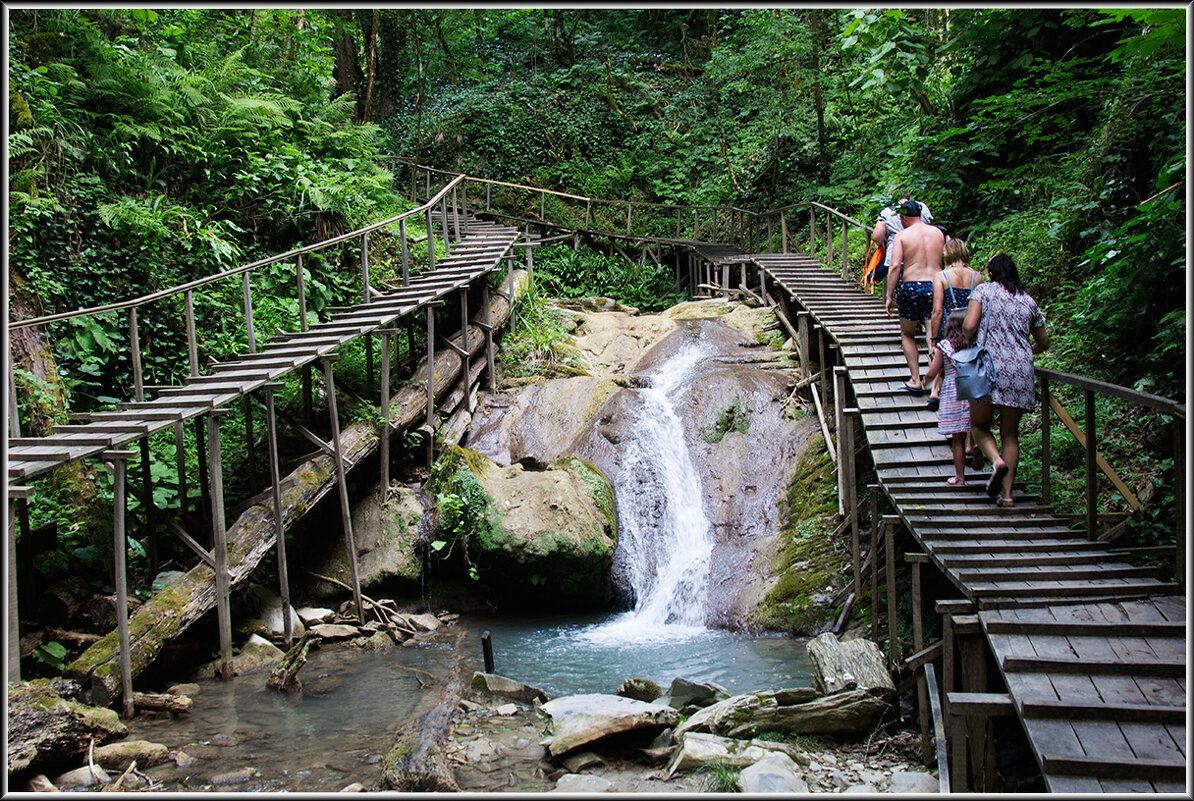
left=65, top=270, right=529, bottom=707
left=131, top=692, right=192, bottom=714
left=380, top=631, right=466, bottom=791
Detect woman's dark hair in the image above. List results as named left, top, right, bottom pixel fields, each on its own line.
left=986, top=253, right=1024, bottom=295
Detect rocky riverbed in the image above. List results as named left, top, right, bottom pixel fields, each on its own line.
left=11, top=620, right=939, bottom=793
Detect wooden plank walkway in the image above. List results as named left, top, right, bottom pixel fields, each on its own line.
left=753, top=251, right=1187, bottom=793
left=7, top=220, right=520, bottom=484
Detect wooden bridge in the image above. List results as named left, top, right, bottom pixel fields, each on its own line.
left=6, top=163, right=1187, bottom=793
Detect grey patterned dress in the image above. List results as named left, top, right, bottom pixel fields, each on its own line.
left=969, top=282, right=1046, bottom=410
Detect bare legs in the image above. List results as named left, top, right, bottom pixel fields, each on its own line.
left=949, top=433, right=967, bottom=483
left=968, top=400, right=1023, bottom=503
left=899, top=318, right=924, bottom=389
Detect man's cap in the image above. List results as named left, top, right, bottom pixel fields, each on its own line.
left=899, top=200, right=922, bottom=217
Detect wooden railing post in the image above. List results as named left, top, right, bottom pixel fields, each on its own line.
left=1040, top=375, right=1051, bottom=506
left=1085, top=388, right=1097, bottom=538
left=128, top=307, right=144, bottom=402
left=241, top=271, right=256, bottom=354
left=320, top=354, right=364, bottom=623
left=295, top=255, right=308, bottom=332
left=809, top=206, right=816, bottom=254
left=426, top=208, right=437, bottom=272
left=185, top=290, right=199, bottom=377
left=626, top=201, right=633, bottom=235
left=362, top=232, right=373, bottom=397
left=781, top=210, right=788, bottom=253
left=399, top=219, right=410, bottom=286
left=841, top=218, right=849, bottom=277
left=1175, top=414, right=1185, bottom=585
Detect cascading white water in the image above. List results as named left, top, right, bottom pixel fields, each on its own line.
left=582, top=340, right=713, bottom=641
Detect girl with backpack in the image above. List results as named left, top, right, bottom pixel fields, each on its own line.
left=922, top=309, right=972, bottom=485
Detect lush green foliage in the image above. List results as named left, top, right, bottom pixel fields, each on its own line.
left=532, top=243, right=686, bottom=311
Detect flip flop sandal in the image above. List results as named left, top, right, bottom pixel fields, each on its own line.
left=970, top=449, right=984, bottom=470
left=926, top=398, right=940, bottom=411
left=901, top=383, right=927, bottom=395
left=946, top=476, right=964, bottom=486
left=986, top=463, right=1009, bottom=498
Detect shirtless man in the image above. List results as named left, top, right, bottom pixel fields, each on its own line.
left=884, top=200, right=945, bottom=393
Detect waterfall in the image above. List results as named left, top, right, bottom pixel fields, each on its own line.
left=606, top=340, right=714, bottom=631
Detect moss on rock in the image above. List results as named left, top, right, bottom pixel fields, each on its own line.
left=750, top=434, right=847, bottom=634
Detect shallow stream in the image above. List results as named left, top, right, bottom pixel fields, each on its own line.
left=126, top=614, right=811, bottom=792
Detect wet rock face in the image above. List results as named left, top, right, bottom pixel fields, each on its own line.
left=574, top=318, right=817, bottom=628
left=467, top=300, right=818, bottom=629
left=305, top=483, right=435, bottom=601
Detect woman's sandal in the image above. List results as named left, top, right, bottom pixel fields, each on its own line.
left=946, top=476, right=964, bottom=486
left=996, top=497, right=1015, bottom=508
left=970, top=449, right=984, bottom=470
left=986, top=462, right=1009, bottom=498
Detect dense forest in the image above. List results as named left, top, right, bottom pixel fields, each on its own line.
left=7, top=9, right=1186, bottom=629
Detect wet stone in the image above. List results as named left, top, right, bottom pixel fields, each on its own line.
left=211, top=766, right=255, bottom=785
left=210, top=733, right=239, bottom=746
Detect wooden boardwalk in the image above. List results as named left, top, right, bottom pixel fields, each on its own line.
left=7, top=220, right=520, bottom=485
left=753, top=251, right=1187, bottom=793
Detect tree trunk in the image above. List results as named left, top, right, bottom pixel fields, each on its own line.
left=810, top=9, right=829, bottom=172
left=266, top=631, right=313, bottom=692
left=330, top=9, right=365, bottom=119
left=361, top=9, right=379, bottom=123
left=65, top=271, right=529, bottom=708
left=380, top=630, right=466, bottom=791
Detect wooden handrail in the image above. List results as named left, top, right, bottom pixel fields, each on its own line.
left=11, top=176, right=465, bottom=330
left=1035, top=367, right=1184, bottom=418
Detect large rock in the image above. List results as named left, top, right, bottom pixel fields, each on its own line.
left=92, top=739, right=171, bottom=771
left=306, top=484, right=433, bottom=601
left=666, top=732, right=807, bottom=777
left=888, top=769, right=940, bottom=793
left=659, top=677, right=730, bottom=710
left=738, top=753, right=811, bottom=793
left=193, top=634, right=286, bottom=679
left=429, top=446, right=617, bottom=606
left=53, top=764, right=111, bottom=789
left=244, top=583, right=306, bottom=639
left=8, top=679, right=128, bottom=773
left=467, top=376, right=626, bottom=467
left=469, top=672, right=549, bottom=705
left=538, top=694, right=679, bottom=757
left=677, top=687, right=889, bottom=740
left=617, top=677, right=663, bottom=703
left=806, top=632, right=895, bottom=702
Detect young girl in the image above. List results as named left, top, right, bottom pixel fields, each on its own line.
left=923, top=309, right=972, bottom=484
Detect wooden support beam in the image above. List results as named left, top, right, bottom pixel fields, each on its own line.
left=320, top=356, right=364, bottom=624
left=263, top=381, right=293, bottom=648
left=1048, top=393, right=1141, bottom=508
left=205, top=412, right=234, bottom=682
left=103, top=448, right=139, bottom=719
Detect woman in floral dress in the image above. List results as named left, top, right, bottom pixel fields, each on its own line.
left=963, top=254, right=1050, bottom=506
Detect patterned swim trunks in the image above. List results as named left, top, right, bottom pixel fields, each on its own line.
left=895, top=280, right=934, bottom=321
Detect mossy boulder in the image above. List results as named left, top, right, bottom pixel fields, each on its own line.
left=8, top=679, right=128, bottom=773
left=428, top=445, right=617, bottom=608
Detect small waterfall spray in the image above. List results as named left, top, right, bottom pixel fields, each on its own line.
left=584, top=339, right=714, bottom=640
